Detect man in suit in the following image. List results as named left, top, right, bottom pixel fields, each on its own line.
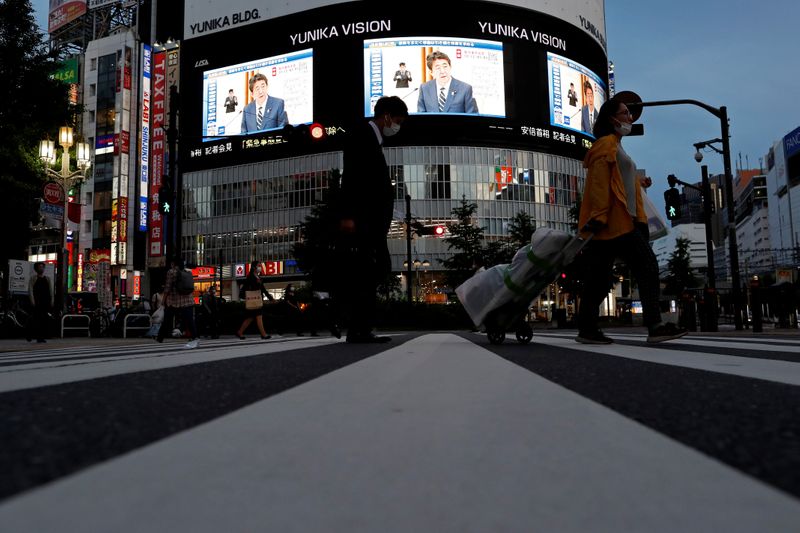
left=337, top=96, right=408, bottom=343
left=224, top=89, right=238, bottom=113
left=393, top=62, right=412, bottom=88
left=417, top=51, right=478, bottom=114
left=580, top=81, right=599, bottom=134
left=567, top=82, right=578, bottom=107
left=240, top=73, right=288, bottom=133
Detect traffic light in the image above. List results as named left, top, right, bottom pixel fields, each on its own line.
left=414, top=224, right=446, bottom=237
left=309, top=123, right=326, bottom=141
left=664, top=188, right=681, bottom=220
left=158, top=180, right=174, bottom=214
left=667, top=174, right=678, bottom=188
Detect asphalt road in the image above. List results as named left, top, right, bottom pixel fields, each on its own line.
left=1, top=330, right=799, bottom=532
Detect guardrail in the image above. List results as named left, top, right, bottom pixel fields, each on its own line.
left=123, top=314, right=152, bottom=338
left=61, top=314, right=91, bottom=338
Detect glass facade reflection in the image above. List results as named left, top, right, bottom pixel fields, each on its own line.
left=181, top=146, right=585, bottom=275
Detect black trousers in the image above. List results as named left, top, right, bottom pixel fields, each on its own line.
left=27, top=306, right=50, bottom=341
left=336, top=235, right=389, bottom=336
left=577, top=224, right=662, bottom=333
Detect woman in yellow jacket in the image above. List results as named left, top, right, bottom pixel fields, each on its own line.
left=576, top=97, right=687, bottom=344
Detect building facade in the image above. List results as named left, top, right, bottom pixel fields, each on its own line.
left=177, top=0, right=607, bottom=296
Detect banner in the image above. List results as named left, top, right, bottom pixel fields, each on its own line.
left=148, top=50, right=167, bottom=263
left=139, top=44, right=152, bottom=232
left=49, top=0, right=87, bottom=33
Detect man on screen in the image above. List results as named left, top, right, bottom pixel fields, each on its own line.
left=241, top=73, right=288, bottom=133
left=224, top=89, right=238, bottom=113
left=580, top=81, right=598, bottom=134
left=394, top=62, right=412, bottom=88
left=417, top=51, right=478, bottom=114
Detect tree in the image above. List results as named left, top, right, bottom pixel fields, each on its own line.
left=441, top=197, right=486, bottom=288
left=0, top=0, right=72, bottom=266
left=567, top=193, right=582, bottom=232
left=663, top=237, right=699, bottom=296
left=292, top=170, right=341, bottom=290
left=506, top=211, right=536, bottom=250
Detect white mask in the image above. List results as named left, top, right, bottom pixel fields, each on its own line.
left=383, top=121, right=401, bottom=137
left=614, top=118, right=632, bottom=136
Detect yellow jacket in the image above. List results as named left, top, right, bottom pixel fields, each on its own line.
left=578, top=134, right=647, bottom=240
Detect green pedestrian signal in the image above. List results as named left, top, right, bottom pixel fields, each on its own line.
left=664, top=188, right=681, bottom=220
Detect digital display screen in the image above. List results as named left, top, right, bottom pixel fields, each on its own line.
left=202, top=49, right=313, bottom=139
left=363, top=37, right=505, bottom=118
left=547, top=52, right=606, bottom=137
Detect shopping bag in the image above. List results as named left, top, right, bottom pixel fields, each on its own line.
left=245, top=290, right=263, bottom=310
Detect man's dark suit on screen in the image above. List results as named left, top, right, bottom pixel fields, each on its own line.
left=417, top=78, right=478, bottom=114
left=241, top=96, right=288, bottom=133
left=581, top=105, right=599, bottom=134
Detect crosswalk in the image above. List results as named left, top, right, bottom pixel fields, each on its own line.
left=1, top=331, right=799, bottom=532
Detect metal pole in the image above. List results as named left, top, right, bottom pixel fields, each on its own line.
left=634, top=98, right=743, bottom=330
left=59, top=149, right=72, bottom=312
left=701, top=166, right=715, bottom=290
left=719, top=107, right=743, bottom=330
left=167, top=84, right=179, bottom=260
left=701, top=165, right=718, bottom=332
left=405, top=194, right=413, bottom=303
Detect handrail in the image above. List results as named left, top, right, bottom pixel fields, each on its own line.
left=61, top=313, right=91, bottom=338
left=123, top=313, right=152, bottom=338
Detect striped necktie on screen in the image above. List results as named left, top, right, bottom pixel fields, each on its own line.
left=438, top=87, right=446, bottom=112
left=257, top=106, right=264, bottom=129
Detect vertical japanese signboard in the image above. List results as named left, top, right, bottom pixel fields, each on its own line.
left=148, top=49, right=167, bottom=266
left=139, top=44, right=151, bottom=232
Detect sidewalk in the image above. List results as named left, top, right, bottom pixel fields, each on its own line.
left=3, top=323, right=798, bottom=353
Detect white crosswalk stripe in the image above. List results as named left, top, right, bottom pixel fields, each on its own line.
left=523, top=331, right=800, bottom=386
left=1, top=332, right=799, bottom=532
left=0, top=336, right=344, bottom=394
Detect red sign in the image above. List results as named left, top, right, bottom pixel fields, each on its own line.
left=494, top=166, right=513, bottom=188
left=44, top=182, right=64, bottom=205
left=191, top=266, right=217, bottom=280
left=118, top=197, right=128, bottom=241
left=245, top=261, right=284, bottom=276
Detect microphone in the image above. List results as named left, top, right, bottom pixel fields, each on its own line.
left=401, top=87, right=419, bottom=101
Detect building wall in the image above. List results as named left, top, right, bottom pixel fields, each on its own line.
left=652, top=224, right=709, bottom=275
left=82, top=30, right=141, bottom=269
left=181, top=146, right=584, bottom=274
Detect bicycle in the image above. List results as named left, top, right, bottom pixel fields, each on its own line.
left=87, top=307, right=114, bottom=338
left=0, top=302, right=30, bottom=339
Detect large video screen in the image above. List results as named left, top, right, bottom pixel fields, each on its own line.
left=363, top=37, right=505, bottom=118
left=547, top=52, right=606, bottom=137
left=202, top=49, right=313, bottom=139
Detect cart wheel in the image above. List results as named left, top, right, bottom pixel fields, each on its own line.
left=487, top=330, right=506, bottom=345
left=516, top=325, right=533, bottom=344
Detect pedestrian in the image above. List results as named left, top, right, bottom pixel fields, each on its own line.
left=202, top=285, right=221, bottom=339
left=337, top=95, right=408, bottom=343
left=283, top=283, right=305, bottom=336
left=235, top=261, right=273, bottom=340
left=576, top=95, right=687, bottom=344
left=156, top=258, right=199, bottom=349
left=26, top=262, right=53, bottom=343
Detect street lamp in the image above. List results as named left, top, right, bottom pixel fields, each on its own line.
left=39, top=126, right=91, bottom=311
left=403, top=258, right=430, bottom=302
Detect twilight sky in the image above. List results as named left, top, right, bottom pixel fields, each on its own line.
left=32, top=1, right=799, bottom=212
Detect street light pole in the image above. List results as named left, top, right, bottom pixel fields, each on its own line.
left=630, top=99, right=743, bottom=330
left=405, top=194, right=413, bottom=303
left=39, top=127, right=90, bottom=312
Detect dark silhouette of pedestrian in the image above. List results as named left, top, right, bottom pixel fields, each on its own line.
left=26, top=262, right=53, bottom=343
